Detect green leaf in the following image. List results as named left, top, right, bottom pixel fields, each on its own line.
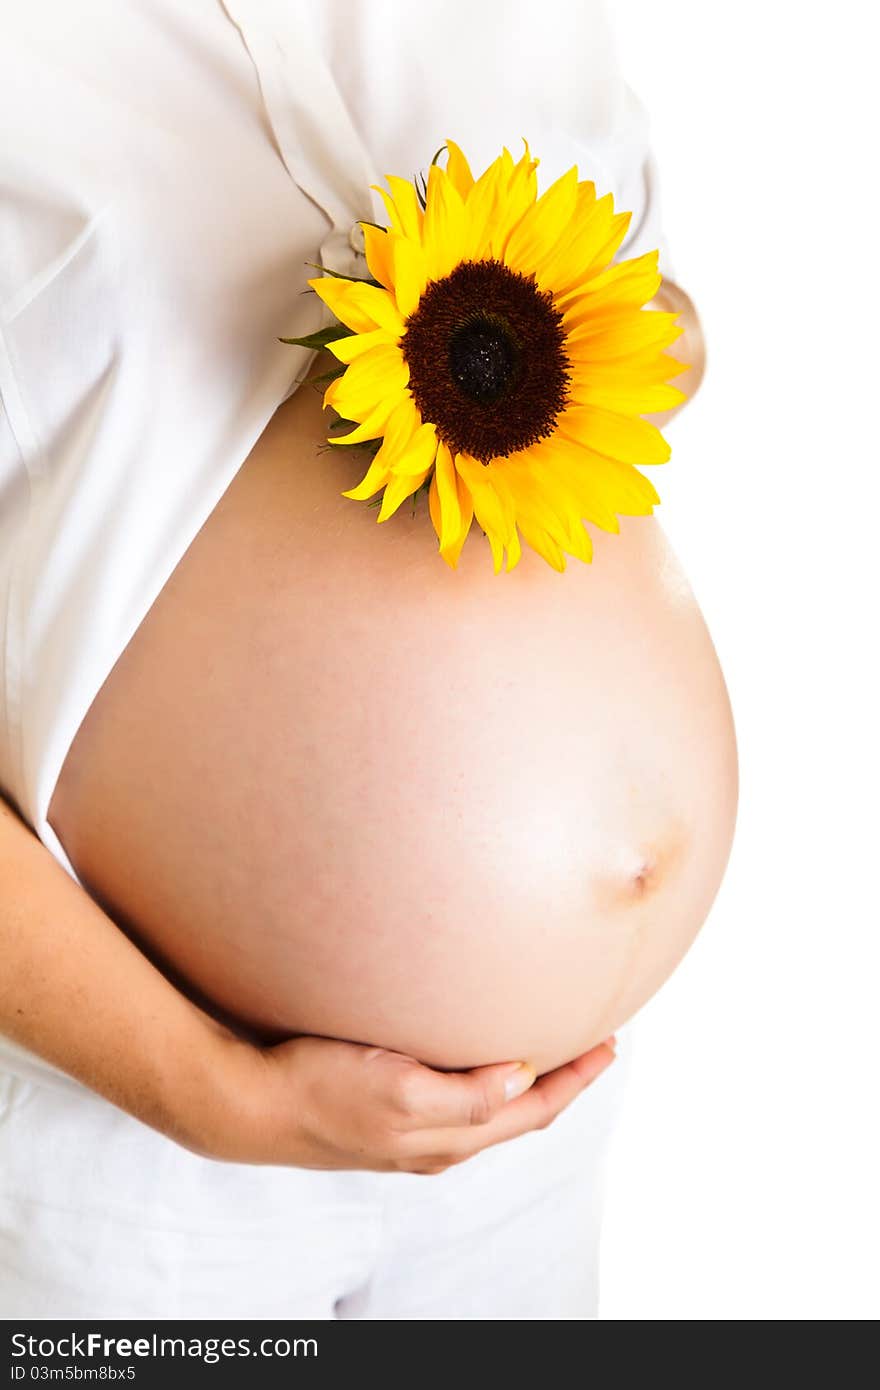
left=278, top=325, right=354, bottom=350
left=429, top=143, right=447, bottom=168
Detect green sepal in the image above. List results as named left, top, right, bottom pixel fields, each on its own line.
left=366, top=476, right=432, bottom=512
left=326, top=416, right=384, bottom=454
left=278, top=325, right=354, bottom=351
left=304, top=260, right=381, bottom=286
left=327, top=413, right=359, bottom=436
left=302, top=365, right=348, bottom=385
left=413, top=145, right=446, bottom=213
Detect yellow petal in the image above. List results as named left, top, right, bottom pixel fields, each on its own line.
left=586, top=208, right=633, bottom=276
left=488, top=533, right=505, bottom=573
left=432, top=441, right=461, bottom=549
left=327, top=328, right=398, bottom=363
left=565, top=349, right=690, bottom=384
left=448, top=481, right=476, bottom=567
left=327, top=345, right=409, bottom=420
left=340, top=450, right=392, bottom=501
left=504, top=525, right=522, bottom=572
left=340, top=397, right=421, bottom=495
left=374, top=175, right=424, bottom=240
left=391, top=236, right=428, bottom=318
left=563, top=519, right=593, bottom=563
left=535, top=193, right=620, bottom=299
left=382, top=392, right=423, bottom=450
left=328, top=400, right=397, bottom=446
left=459, top=154, right=506, bottom=259
left=558, top=405, right=671, bottom=464
left=502, top=166, right=579, bottom=273
left=577, top=210, right=633, bottom=282
left=422, top=164, right=466, bottom=282
left=477, top=143, right=539, bottom=260
left=516, top=516, right=567, bottom=571
left=428, top=471, right=443, bottom=545
left=455, top=453, right=517, bottom=570
left=362, top=223, right=396, bottom=291
left=483, top=462, right=518, bottom=535
left=310, top=276, right=403, bottom=334
left=583, top=450, right=661, bottom=511
left=390, top=421, right=439, bottom=476
left=566, top=308, right=683, bottom=358
left=558, top=250, right=661, bottom=321
left=377, top=466, right=431, bottom=523
left=529, top=444, right=621, bottom=532
left=568, top=377, right=688, bottom=414
left=502, top=450, right=594, bottom=560
left=549, top=208, right=633, bottom=296
left=503, top=139, right=540, bottom=233
left=541, top=441, right=660, bottom=514
left=429, top=463, right=475, bottom=568
left=340, top=397, right=420, bottom=498
left=529, top=179, right=597, bottom=290
left=445, top=138, right=475, bottom=198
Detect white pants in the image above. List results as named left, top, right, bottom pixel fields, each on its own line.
left=0, top=1037, right=629, bottom=1320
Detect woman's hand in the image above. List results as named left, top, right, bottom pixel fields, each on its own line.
left=198, top=1032, right=618, bottom=1174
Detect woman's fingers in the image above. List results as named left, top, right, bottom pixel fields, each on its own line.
left=385, top=1056, right=539, bottom=1131
left=394, top=1039, right=617, bottom=1165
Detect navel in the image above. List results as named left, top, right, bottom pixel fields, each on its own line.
left=591, top=827, right=688, bottom=912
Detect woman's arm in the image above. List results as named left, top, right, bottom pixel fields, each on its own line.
left=0, top=793, right=615, bottom=1172
left=0, top=791, right=242, bottom=1148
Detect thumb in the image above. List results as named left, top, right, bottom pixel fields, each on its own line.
left=411, top=1058, right=538, bottom=1129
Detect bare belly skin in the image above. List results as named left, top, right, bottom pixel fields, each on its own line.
left=48, top=373, right=738, bottom=1075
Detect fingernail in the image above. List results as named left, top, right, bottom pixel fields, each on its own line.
left=504, top=1063, right=536, bottom=1102
left=605, top=1034, right=618, bottom=1052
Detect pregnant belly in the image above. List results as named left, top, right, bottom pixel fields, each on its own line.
left=47, top=375, right=738, bottom=1075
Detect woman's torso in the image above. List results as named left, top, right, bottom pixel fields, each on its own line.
left=47, top=372, right=738, bottom=1074
left=2, top=0, right=735, bottom=1077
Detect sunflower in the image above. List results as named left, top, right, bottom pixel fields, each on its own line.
left=307, top=139, right=687, bottom=573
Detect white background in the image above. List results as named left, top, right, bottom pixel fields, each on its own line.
left=599, top=0, right=879, bottom=1319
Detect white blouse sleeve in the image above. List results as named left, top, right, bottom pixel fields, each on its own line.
left=303, top=0, right=676, bottom=280
left=0, top=399, right=26, bottom=806
left=0, top=176, right=42, bottom=802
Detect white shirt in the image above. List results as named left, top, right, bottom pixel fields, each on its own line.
left=0, top=0, right=673, bottom=886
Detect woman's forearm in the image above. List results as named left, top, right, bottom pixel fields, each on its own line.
left=0, top=792, right=231, bottom=1149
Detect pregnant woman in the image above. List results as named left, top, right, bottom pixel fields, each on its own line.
left=0, top=0, right=737, bottom=1319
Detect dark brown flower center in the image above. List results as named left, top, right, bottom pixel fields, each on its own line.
left=401, top=259, right=570, bottom=463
